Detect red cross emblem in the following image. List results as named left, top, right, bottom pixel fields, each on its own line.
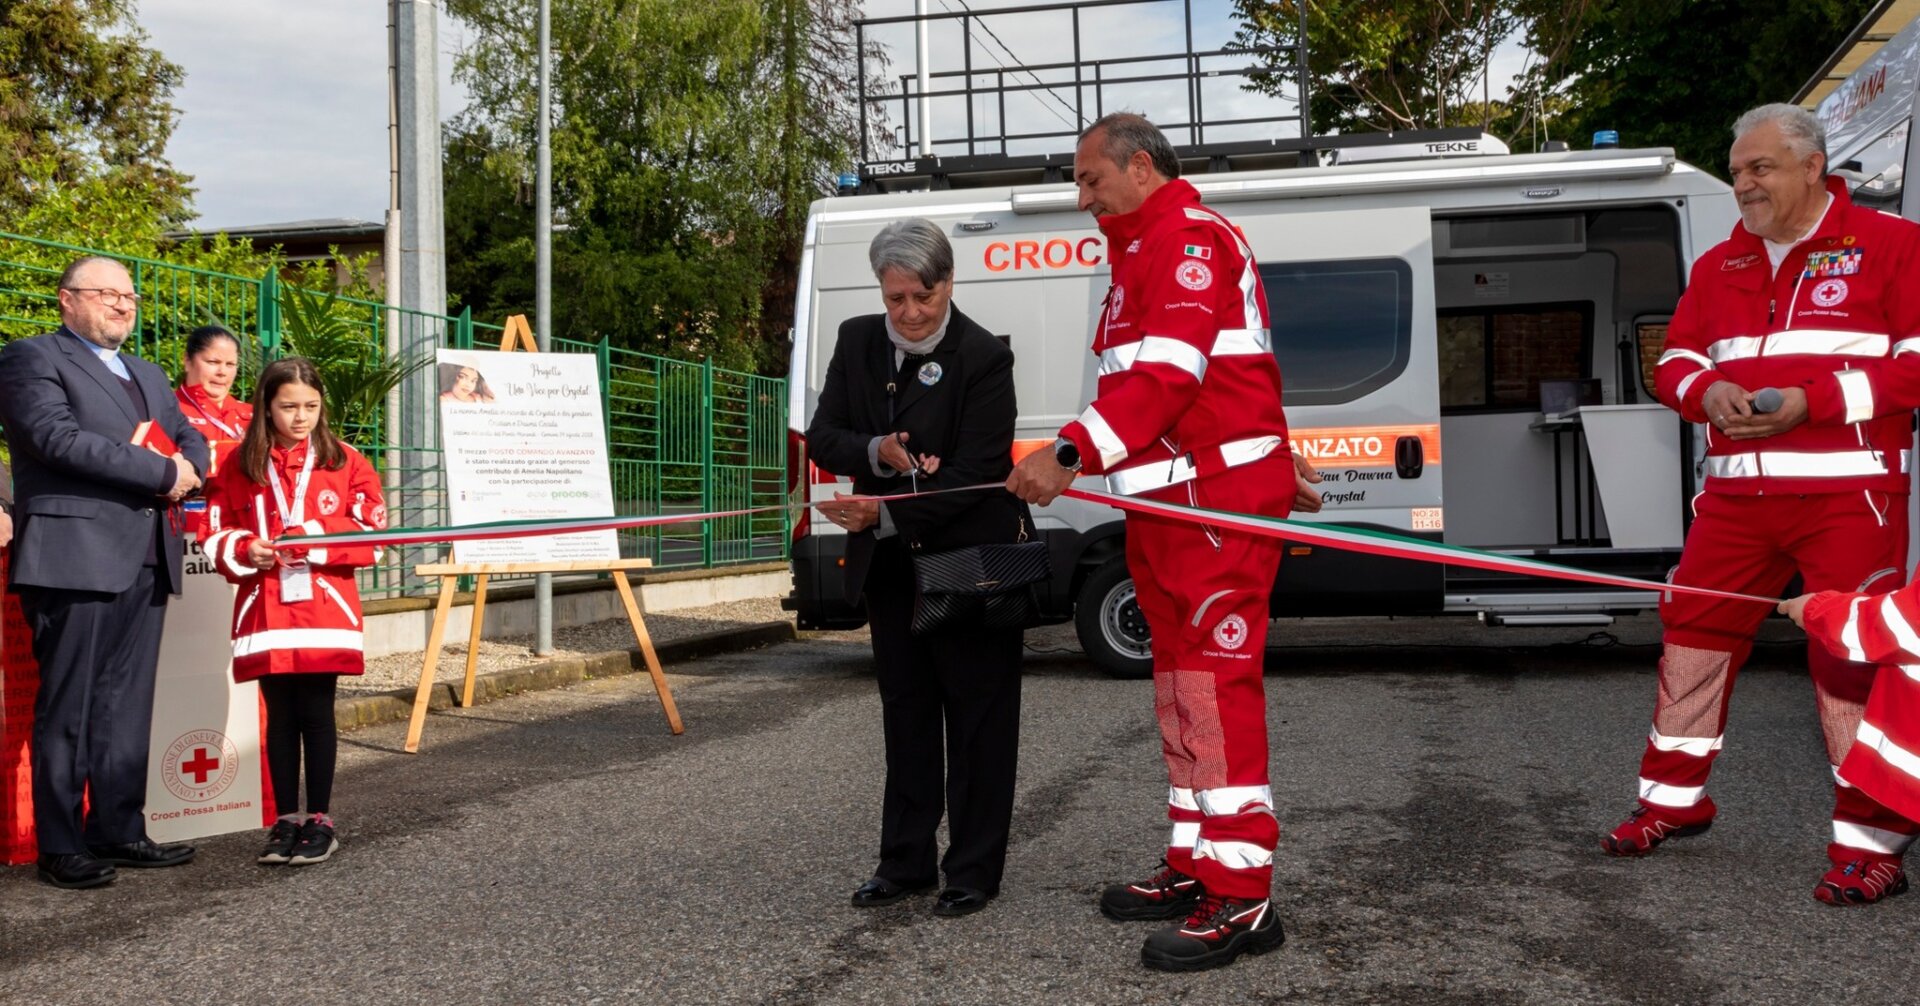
left=1212, top=613, right=1249, bottom=650
left=181, top=747, right=221, bottom=785
left=1175, top=258, right=1213, bottom=291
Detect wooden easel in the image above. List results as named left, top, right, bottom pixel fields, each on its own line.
left=403, top=557, right=683, bottom=752
left=401, top=313, right=684, bottom=753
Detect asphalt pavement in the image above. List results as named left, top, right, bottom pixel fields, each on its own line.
left=2, top=615, right=1916, bottom=1005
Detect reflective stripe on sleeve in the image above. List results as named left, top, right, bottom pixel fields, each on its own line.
left=1838, top=369, right=1875, bottom=424
left=1841, top=597, right=1870, bottom=663
left=1211, top=327, right=1270, bottom=356
left=1658, top=347, right=1715, bottom=369
left=1648, top=729, right=1723, bottom=758
left=1078, top=405, right=1129, bottom=470
left=1704, top=449, right=1907, bottom=480
left=1134, top=336, right=1208, bottom=382
left=1879, top=594, right=1920, bottom=658
left=1896, top=337, right=1920, bottom=357
left=1168, top=786, right=1200, bottom=812
left=1169, top=821, right=1201, bottom=850
left=1638, top=778, right=1707, bottom=807
left=1675, top=370, right=1710, bottom=401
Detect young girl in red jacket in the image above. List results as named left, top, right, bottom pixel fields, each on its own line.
left=202, top=357, right=387, bottom=866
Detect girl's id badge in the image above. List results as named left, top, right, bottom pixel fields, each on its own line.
left=279, top=562, right=313, bottom=603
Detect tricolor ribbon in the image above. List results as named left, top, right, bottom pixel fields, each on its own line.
left=274, top=483, right=1778, bottom=606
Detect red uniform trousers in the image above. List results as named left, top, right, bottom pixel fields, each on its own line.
left=1644, top=491, right=1917, bottom=863
left=1125, top=452, right=1290, bottom=899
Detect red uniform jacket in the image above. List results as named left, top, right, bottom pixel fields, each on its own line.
left=1655, top=178, right=1920, bottom=496
left=177, top=384, right=252, bottom=538
left=1057, top=179, right=1290, bottom=494
left=201, top=440, right=387, bottom=682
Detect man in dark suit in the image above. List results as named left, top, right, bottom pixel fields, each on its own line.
left=0, top=256, right=209, bottom=889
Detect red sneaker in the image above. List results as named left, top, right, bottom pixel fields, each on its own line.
left=1601, top=797, right=1716, bottom=857
left=1813, top=856, right=1908, bottom=906
left=1099, top=860, right=1203, bottom=921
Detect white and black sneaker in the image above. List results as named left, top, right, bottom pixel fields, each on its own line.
left=1140, top=895, right=1286, bottom=972
left=287, top=814, right=339, bottom=866
left=257, top=819, right=302, bottom=865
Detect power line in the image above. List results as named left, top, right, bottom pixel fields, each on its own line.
left=933, top=0, right=1082, bottom=132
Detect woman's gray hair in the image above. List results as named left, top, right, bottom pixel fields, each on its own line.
left=1082, top=112, right=1181, bottom=180
left=869, top=218, right=954, bottom=288
left=1733, top=103, right=1828, bottom=169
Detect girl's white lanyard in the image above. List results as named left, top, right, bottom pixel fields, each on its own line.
left=269, top=448, right=317, bottom=602
left=181, top=389, right=243, bottom=440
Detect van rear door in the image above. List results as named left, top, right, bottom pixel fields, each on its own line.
left=1231, top=203, right=1446, bottom=614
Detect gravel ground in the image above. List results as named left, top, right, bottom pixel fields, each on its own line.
left=346, top=595, right=795, bottom=695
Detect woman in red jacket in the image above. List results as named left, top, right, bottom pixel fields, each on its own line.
left=202, top=357, right=387, bottom=867
left=176, top=325, right=253, bottom=538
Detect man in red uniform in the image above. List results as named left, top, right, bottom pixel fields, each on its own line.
left=1008, top=113, right=1319, bottom=971
left=1607, top=103, right=1920, bottom=905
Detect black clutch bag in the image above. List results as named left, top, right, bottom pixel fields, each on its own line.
left=909, top=538, right=1050, bottom=637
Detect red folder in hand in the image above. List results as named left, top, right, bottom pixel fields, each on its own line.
left=131, top=420, right=179, bottom=458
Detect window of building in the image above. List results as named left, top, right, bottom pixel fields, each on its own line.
left=1261, top=258, right=1413, bottom=406
left=1438, top=304, right=1591, bottom=412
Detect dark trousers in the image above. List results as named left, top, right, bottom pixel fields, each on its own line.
left=19, top=568, right=169, bottom=854
left=864, top=541, right=1023, bottom=895
left=260, top=675, right=340, bottom=815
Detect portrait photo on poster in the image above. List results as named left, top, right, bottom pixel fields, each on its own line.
left=437, top=362, right=497, bottom=404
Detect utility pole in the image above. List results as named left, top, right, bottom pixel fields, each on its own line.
left=393, top=0, right=447, bottom=577
left=534, top=0, right=555, bottom=656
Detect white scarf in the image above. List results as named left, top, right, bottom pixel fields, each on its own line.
left=886, top=306, right=952, bottom=368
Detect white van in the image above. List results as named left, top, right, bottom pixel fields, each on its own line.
left=783, top=132, right=1741, bottom=676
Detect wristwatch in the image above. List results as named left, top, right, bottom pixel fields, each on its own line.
left=1053, top=436, right=1083, bottom=472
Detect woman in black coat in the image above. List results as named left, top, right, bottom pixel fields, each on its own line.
left=808, top=217, right=1030, bottom=918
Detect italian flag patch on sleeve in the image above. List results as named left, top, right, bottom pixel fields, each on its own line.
left=1182, top=243, right=1211, bottom=259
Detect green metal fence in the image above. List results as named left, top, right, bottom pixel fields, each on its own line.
left=0, top=230, right=789, bottom=601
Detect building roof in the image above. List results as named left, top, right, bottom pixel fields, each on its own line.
left=1795, top=0, right=1920, bottom=107
left=167, top=218, right=385, bottom=243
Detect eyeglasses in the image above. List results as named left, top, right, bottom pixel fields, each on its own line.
left=63, top=287, right=142, bottom=308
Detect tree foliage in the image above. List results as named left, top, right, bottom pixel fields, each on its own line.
left=1234, top=0, right=1877, bottom=174
left=1233, top=0, right=1593, bottom=139
left=443, top=0, right=880, bottom=373
left=1545, top=0, right=1877, bottom=176
left=0, top=0, right=192, bottom=226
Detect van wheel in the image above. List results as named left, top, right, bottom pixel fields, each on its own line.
left=1075, top=558, right=1153, bottom=679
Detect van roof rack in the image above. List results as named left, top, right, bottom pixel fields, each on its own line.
left=850, top=0, right=1506, bottom=194
left=855, top=128, right=1514, bottom=194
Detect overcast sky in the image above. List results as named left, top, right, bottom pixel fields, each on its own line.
left=141, top=0, right=1528, bottom=229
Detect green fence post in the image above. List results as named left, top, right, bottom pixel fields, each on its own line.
left=701, top=357, right=715, bottom=568
left=456, top=304, right=473, bottom=349
left=257, top=269, right=281, bottom=360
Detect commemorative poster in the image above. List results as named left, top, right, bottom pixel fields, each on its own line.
left=436, top=348, right=619, bottom=564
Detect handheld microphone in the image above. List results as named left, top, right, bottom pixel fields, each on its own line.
left=1752, top=387, right=1784, bottom=414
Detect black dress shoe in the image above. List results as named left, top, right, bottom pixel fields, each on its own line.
left=851, top=876, right=932, bottom=907
left=86, top=838, right=195, bottom=868
left=932, top=886, right=992, bottom=917
left=37, top=853, right=117, bottom=890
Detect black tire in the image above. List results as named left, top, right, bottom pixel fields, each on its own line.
left=1074, top=557, right=1153, bottom=679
